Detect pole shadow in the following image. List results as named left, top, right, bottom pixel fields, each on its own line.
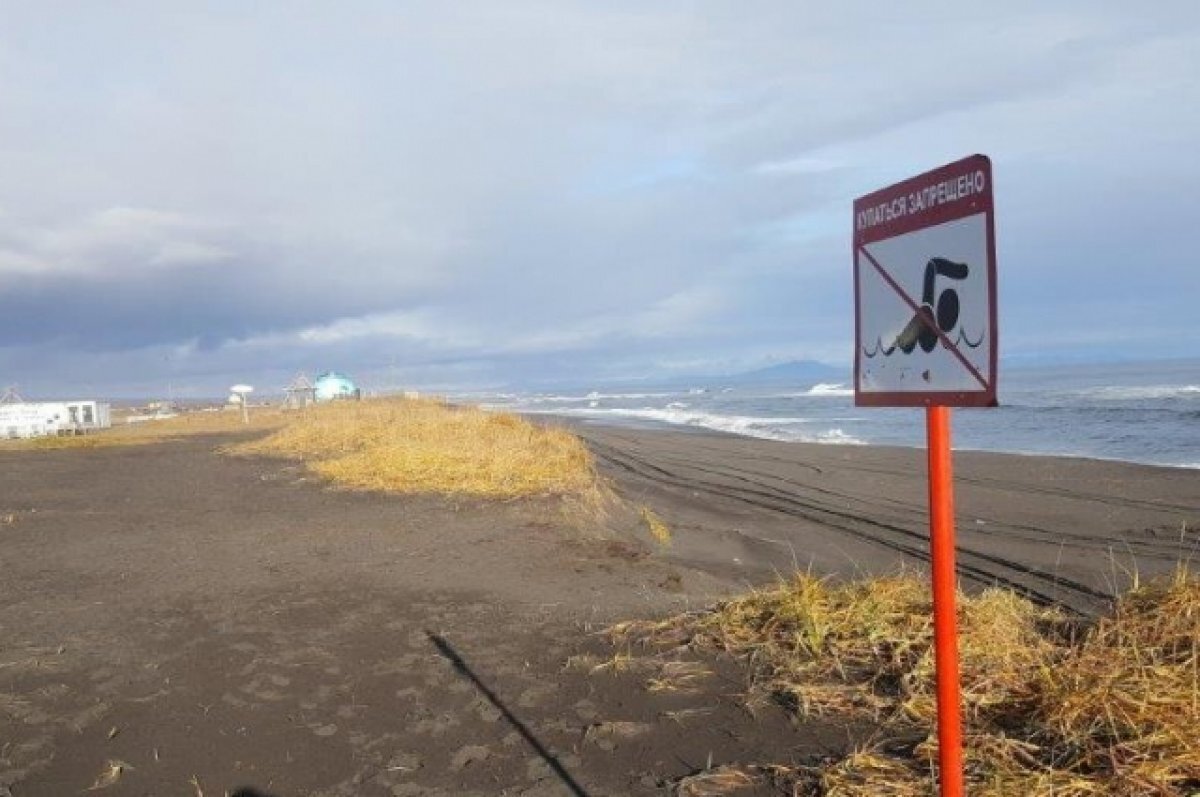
left=425, top=630, right=591, bottom=797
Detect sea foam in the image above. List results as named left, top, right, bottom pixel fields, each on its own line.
left=532, top=405, right=865, bottom=445
left=1075, top=384, right=1200, bottom=401
left=805, top=382, right=854, bottom=397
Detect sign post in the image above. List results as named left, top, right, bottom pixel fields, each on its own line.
left=853, top=154, right=998, bottom=797
left=231, top=384, right=254, bottom=425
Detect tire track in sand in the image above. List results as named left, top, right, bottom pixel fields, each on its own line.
left=584, top=434, right=1119, bottom=613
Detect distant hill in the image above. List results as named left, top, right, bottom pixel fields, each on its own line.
left=726, top=359, right=844, bottom=384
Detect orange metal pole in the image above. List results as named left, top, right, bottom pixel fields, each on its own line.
left=926, top=405, right=964, bottom=797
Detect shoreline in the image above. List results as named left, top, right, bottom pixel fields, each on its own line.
left=534, top=410, right=1200, bottom=472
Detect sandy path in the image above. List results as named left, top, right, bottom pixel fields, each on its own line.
left=0, top=435, right=800, bottom=796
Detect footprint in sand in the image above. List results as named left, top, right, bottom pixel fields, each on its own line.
left=410, top=713, right=459, bottom=736
left=572, top=698, right=599, bottom=721
left=394, top=686, right=421, bottom=701
left=221, top=692, right=248, bottom=708
left=472, top=697, right=502, bottom=723
left=385, top=751, right=422, bottom=773
left=583, top=720, right=652, bottom=751
left=450, top=744, right=491, bottom=771
left=516, top=684, right=555, bottom=708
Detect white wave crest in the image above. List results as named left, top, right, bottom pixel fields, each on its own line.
left=532, top=406, right=865, bottom=445
left=1077, top=385, right=1200, bottom=401
left=521, top=390, right=681, bottom=404
left=805, top=382, right=854, bottom=397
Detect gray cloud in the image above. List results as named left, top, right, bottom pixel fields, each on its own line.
left=1, top=1, right=1197, bottom=396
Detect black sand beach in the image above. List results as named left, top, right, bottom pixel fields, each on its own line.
left=1, top=428, right=1197, bottom=795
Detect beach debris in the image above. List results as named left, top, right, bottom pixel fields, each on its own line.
left=86, top=759, right=131, bottom=790
left=106, top=725, right=120, bottom=740
left=189, top=774, right=204, bottom=796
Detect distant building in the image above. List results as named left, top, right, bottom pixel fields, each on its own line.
left=0, top=401, right=112, bottom=439
left=284, top=373, right=318, bottom=410
left=314, top=372, right=361, bottom=402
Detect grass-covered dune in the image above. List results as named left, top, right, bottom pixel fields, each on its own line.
left=611, top=570, right=1200, bottom=796
left=230, top=397, right=602, bottom=500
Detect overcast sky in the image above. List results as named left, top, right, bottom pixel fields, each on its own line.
left=2, top=2, right=1198, bottom=397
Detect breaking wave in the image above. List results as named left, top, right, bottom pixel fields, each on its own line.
left=805, top=382, right=854, bottom=397
left=518, top=390, right=682, bottom=404
left=529, top=406, right=865, bottom=445
left=1072, top=385, right=1200, bottom=401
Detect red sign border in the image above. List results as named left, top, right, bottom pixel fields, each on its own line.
left=853, top=154, right=998, bottom=408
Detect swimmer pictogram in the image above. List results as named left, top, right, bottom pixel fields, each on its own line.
left=861, top=258, right=984, bottom=358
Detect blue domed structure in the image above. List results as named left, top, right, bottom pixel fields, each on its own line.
left=314, top=372, right=360, bottom=402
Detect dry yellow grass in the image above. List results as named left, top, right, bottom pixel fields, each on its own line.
left=641, top=506, right=672, bottom=548
left=2, top=408, right=287, bottom=450
left=230, top=397, right=603, bottom=500
left=612, top=569, right=1200, bottom=796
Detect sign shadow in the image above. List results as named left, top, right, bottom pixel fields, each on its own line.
left=425, top=631, right=591, bottom=797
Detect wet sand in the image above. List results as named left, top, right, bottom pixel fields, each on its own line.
left=1, top=428, right=1196, bottom=795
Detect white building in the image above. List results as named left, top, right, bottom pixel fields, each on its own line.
left=0, top=401, right=112, bottom=439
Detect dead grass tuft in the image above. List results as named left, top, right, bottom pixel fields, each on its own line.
left=641, top=506, right=672, bottom=547
left=230, top=397, right=604, bottom=501
left=86, top=759, right=131, bottom=791
left=647, top=660, right=713, bottom=694
left=615, top=568, right=1200, bottom=796
left=674, top=764, right=762, bottom=796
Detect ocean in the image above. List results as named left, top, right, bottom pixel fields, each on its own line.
left=470, top=359, right=1200, bottom=470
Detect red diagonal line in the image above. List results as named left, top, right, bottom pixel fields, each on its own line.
left=858, top=245, right=989, bottom=391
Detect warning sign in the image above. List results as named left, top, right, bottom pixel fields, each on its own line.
left=853, top=154, right=998, bottom=407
